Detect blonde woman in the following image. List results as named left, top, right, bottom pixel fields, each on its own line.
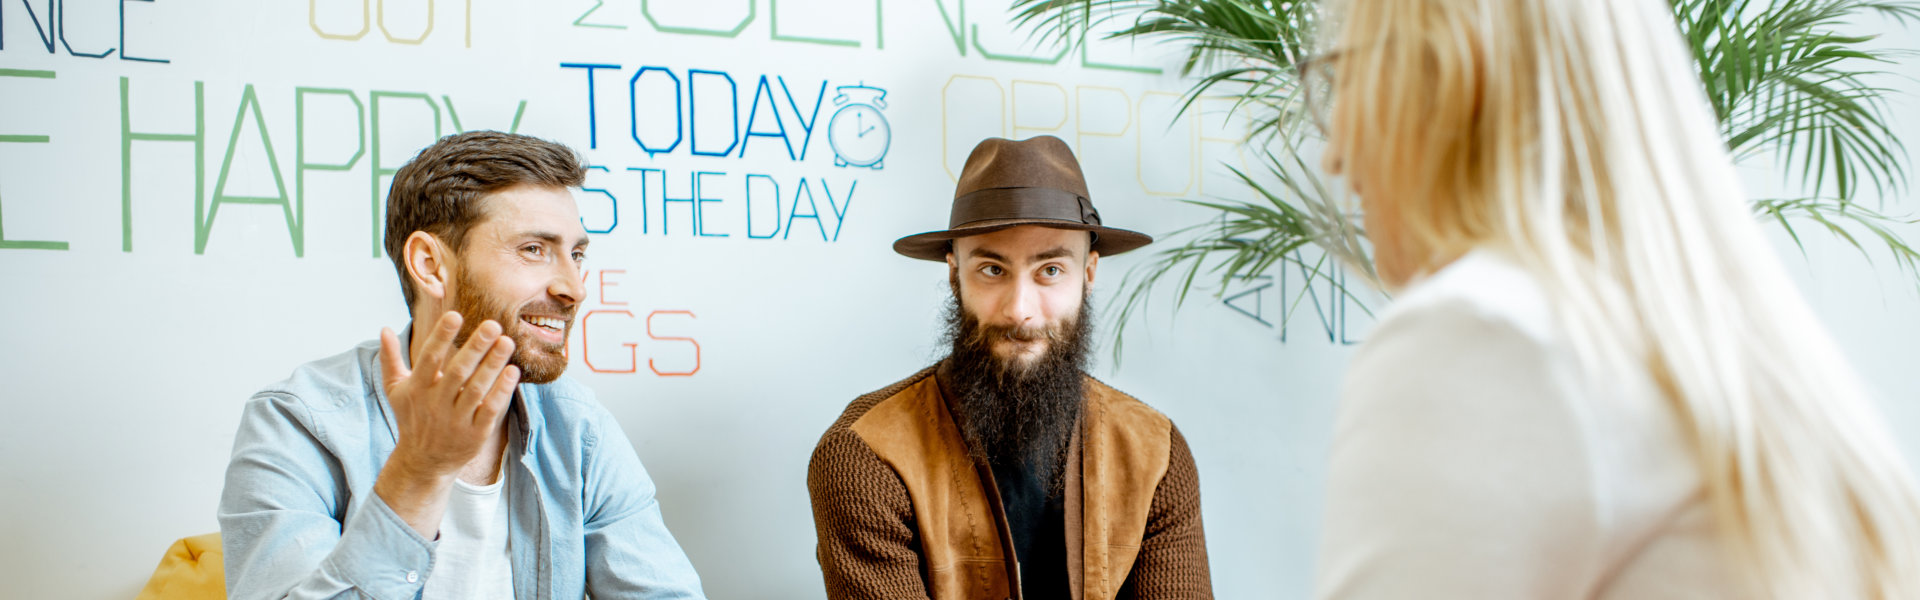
left=1310, top=0, right=1920, bottom=597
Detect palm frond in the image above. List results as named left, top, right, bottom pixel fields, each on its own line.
left=1688, top=0, right=1920, bottom=205
left=1104, top=146, right=1374, bottom=362
left=1012, top=0, right=1322, bottom=143
left=1752, top=197, right=1920, bottom=288
left=1010, top=0, right=1920, bottom=356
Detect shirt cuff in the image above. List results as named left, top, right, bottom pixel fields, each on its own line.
left=322, top=490, right=438, bottom=600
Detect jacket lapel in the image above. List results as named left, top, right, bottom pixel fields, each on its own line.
left=1078, top=379, right=1173, bottom=600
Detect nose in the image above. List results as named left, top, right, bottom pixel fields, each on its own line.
left=1000, top=278, right=1043, bottom=329
left=550, top=262, right=584, bottom=306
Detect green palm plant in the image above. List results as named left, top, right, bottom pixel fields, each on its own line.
left=1010, top=0, right=1920, bottom=359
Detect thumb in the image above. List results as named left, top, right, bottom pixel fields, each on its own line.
left=379, top=327, right=410, bottom=391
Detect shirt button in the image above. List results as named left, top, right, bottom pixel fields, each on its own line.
left=406, top=571, right=418, bottom=583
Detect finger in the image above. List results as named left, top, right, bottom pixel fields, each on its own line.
left=378, top=327, right=410, bottom=390
left=412, top=311, right=465, bottom=379
left=457, top=335, right=515, bottom=414
left=438, top=319, right=503, bottom=391
left=473, top=364, right=520, bottom=429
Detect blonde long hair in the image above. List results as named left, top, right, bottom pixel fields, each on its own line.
left=1322, top=0, right=1920, bottom=595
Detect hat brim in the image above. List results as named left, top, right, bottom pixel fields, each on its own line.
left=892, top=220, right=1154, bottom=261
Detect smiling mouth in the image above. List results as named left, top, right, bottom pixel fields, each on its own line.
left=521, top=315, right=567, bottom=332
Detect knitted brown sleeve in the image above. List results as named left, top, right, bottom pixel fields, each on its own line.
left=807, top=372, right=935, bottom=599
left=1119, top=423, right=1214, bottom=599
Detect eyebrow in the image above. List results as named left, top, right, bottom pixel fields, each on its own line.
left=967, top=246, right=1075, bottom=263
left=968, top=248, right=1008, bottom=262
left=515, top=231, right=590, bottom=249
left=1031, top=246, right=1074, bottom=261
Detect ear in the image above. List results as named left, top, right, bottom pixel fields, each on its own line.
left=1085, top=250, right=1101, bottom=286
left=404, top=231, right=455, bottom=304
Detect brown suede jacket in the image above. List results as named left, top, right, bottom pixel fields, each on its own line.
left=808, top=364, right=1212, bottom=600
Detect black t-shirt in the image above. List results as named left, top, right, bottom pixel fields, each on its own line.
left=992, top=457, right=1069, bottom=598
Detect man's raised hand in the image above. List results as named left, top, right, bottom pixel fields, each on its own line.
left=373, top=311, right=520, bottom=538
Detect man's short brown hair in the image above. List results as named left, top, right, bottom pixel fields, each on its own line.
left=383, top=131, right=587, bottom=308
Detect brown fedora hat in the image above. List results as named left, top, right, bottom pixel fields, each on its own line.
left=894, top=135, right=1153, bottom=261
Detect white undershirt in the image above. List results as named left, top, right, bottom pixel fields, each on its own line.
left=423, top=458, right=515, bottom=600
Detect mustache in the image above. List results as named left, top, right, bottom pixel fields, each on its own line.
left=516, top=302, right=578, bottom=321
left=960, top=311, right=1082, bottom=350
left=970, top=321, right=1070, bottom=345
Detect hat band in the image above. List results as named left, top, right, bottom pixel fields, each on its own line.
left=949, top=187, right=1102, bottom=229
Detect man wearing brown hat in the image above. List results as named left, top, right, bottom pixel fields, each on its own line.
left=807, top=135, right=1212, bottom=600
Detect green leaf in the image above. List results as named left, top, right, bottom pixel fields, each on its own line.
left=1007, top=0, right=1920, bottom=355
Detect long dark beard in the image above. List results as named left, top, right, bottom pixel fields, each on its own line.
left=941, top=285, right=1094, bottom=497
left=451, top=263, right=573, bottom=384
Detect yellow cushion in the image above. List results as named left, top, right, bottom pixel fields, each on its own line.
left=135, top=533, right=226, bottom=600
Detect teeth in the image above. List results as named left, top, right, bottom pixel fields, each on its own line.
left=523, top=316, right=564, bottom=331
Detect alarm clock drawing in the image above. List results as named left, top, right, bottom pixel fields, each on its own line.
left=827, top=84, right=891, bottom=170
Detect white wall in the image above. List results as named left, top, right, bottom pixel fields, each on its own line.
left=0, top=2, right=1913, bottom=599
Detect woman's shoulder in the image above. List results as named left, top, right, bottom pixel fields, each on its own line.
left=1349, top=250, right=1566, bottom=386
left=1377, top=248, right=1559, bottom=347
left=1338, top=248, right=1632, bottom=448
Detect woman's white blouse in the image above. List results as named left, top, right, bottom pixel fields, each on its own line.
left=1316, top=249, right=1738, bottom=598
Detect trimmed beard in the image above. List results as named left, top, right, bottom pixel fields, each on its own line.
left=941, top=278, right=1094, bottom=498
left=450, top=263, right=573, bottom=384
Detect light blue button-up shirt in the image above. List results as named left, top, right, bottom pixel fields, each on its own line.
left=218, top=336, right=706, bottom=600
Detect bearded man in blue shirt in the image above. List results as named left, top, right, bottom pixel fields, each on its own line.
left=218, top=131, right=706, bottom=600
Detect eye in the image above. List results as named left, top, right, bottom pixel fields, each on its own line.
left=522, top=244, right=546, bottom=259
left=1042, top=265, right=1064, bottom=277
left=980, top=264, right=1004, bottom=277
left=572, top=250, right=588, bottom=263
